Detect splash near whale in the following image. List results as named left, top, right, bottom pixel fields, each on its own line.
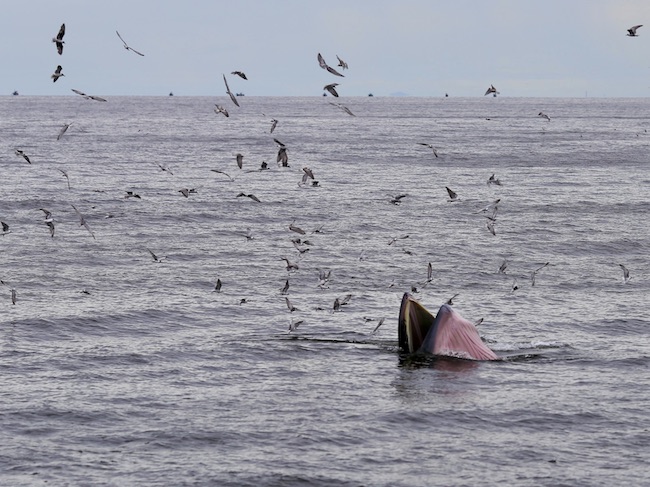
left=398, top=293, right=499, bottom=361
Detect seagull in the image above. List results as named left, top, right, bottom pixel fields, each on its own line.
left=231, top=71, right=247, bottom=80
left=390, top=194, right=408, bottom=205
left=627, top=25, right=643, bottom=37
left=289, top=221, right=306, bottom=235
left=277, top=147, right=288, bottom=166
left=285, top=297, right=297, bottom=312
left=619, top=264, right=631, bottom=283
left=53, top=23, right=65, bottom=55
left=280, top=279, right=290, bottom=295
left=445, top=186, right=459, bottom=202
left=45, top=221, right=55, bottom=238
left=210, top=169, right=234, bottom=181
left=324, top=83, right=339, bottom=97
left=484, top=84, right=500, bottom=96
left=281, top=257, right=299, bottom=272
left=125, top=191, right=141, bottom=199
left=51, top=65, right=64, bottom=83
left=446, top=294, right=459, bottom=305
left=498, top=260, right=508, bottom=274
left=57, top=122, right=72, bottom=140
left=328, top=102, right=355, bottom=116
left=302, top=167, right=315, bottom=180
left=388, top=234, right=409, bottom=245
left=487, top=174, right=501, bottom=186
left=417, top=143, right=438, bottom=157
left=538, top=112, right=551, bottom=121
left=71, top=89, right=107, bottom=102
left=116, top=31, right=145, bottom=56
left=214, top=278, right=222, bottom=292
left=179, top=188, right=191, bottom=198
left=71, top=204, right=95, bottom=239
left=236, top=153, right=244, bottom=169
left=157, top=163, right=174, bottom=175
left=426, top=262, right=433, bottom=283
left=14, top=149, right=31, bottom=164
left=531, top=262, right=549, bottom=286
left=511, top=279, right=519, bottom=293
left=41, top=208, right=54, bottom=223
left=223, top=74, right=240, bottom=107
left=236, top=192, right=261, bottom=202
left=1, top=221, right=10, bottom=235
left=58, top=169, right=71, bottom=189
left=270, top=119, right=278, bottom=133
left=146, top=248, right=166, bottom=262
left=317, top=269, right=331, bottom=288
left=486, top=221, right=496, bottom=236
left=288, top=318, right=303, bottom=332
left=371, top=318, right=385, bottom=334
left=336, top=55, right=348, bottom=70
left=214, top=105, right=229, bottom=117
left=317, top=53, right=345, bottom=77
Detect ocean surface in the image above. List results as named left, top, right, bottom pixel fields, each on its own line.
left=1, top=95, right=649, bottom=486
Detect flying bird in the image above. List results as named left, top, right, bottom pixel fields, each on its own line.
left=317, top=53, right=345, bottom=77
left=538, top=112, right=551, bottom=121
left=270, top=119, right=278, bottom=133
left=57, top=122, right=72, bottom=140
left=71, top=89, right=107, bottom=102
left=14, top=149, right=31, bottom=164
left=1, top=221, right=10, bottom=235
left=498, top=260, right=508, bottom=274
left=281, top=257, right=299, bottom=272
left=147, top=248, right=167, bottom=262
left=417, top=143, right=438, bottom=157
left=336, top=55, right=348, bottom=70
left=178, top=188, right=198, bottom=198
left=288, top=319, right=303, bottom=332
left=277, top=146, right=288, bottom=166
left=236, top=153, right=244, bottom=169
left=58, top=169, right=71, bottom=189
left=285, top=297, right=297, bottom=312
left=487, top=174, right=501, bottom=186
left=116, top=31, right=145, bottom=56
left=619, top=264, right=631, bottom=283
left=236, top=192, right=261, bottom=202
left=484, top=84, right=500, bottom=96
left=531, top=262, right=549, bottom=286
left=51, top=65, right=64, bottom=82
left=280, top=279, right=290, bottom=295
left=627, top=25, right=643, bottom=36
left=214, top=105, right=229, bottom=117
left=71, top=204, right=95, bottom=239
left=371, top=318, right=385, bottom=335
left=324, top=83, right=339, bottom=97
left=328, top=102, right=355, bottom=116
left=53, top=23, right=65, bottom=55
left=289, top=221, right=306, bottom=235
left=214, top=278, right=222, bottom=293
left=390, top=194, right=408, bottom=205
left=223, top=74, right=240, bottom=107
left=211, top=168, right=234, bottom=181
left=445, top=186, right=458, bottom=202
left=231, top=71, right=247, bottom=80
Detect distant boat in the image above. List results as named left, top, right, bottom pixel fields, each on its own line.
left=169, top=92, right=174, bottom=96
left=235, top=93, right=245, bottom=97
left=12, top=90, right=19, bottom=96
left=368, top=93, right=374, bottom=97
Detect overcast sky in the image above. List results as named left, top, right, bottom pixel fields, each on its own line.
left=2, top=0, right=649, bottom=97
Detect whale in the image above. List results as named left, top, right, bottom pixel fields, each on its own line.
left=398, top=293, right=499, bottom=361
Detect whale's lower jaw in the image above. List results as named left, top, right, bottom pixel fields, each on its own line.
left=398, top=293, right=499, bottom=361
